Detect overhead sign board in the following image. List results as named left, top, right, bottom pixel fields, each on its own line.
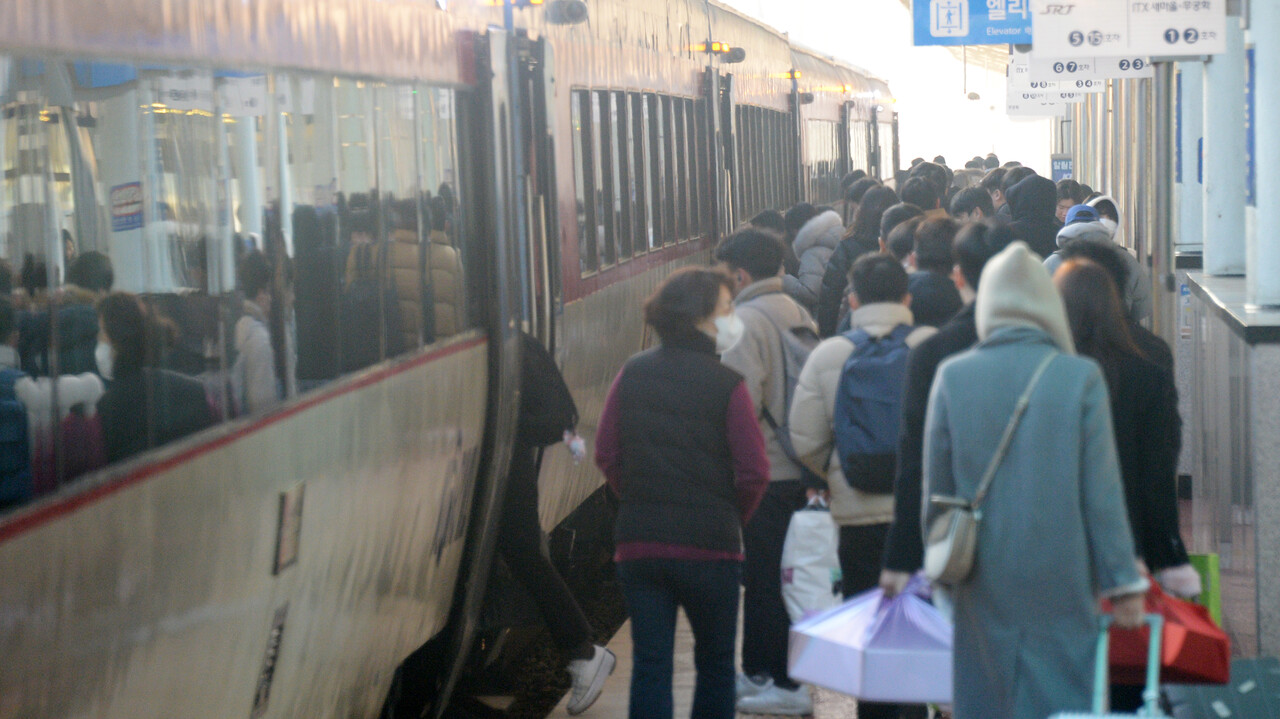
left=913, top=0, right=1033, bottom=47
left=1027, top=55, right=1155, bottom=83
left=1007, top=65, right=1083, bottom=117
left=1009, top=50, right=1104, bottom=94
left=1030, top=0, right=1227, bottom=57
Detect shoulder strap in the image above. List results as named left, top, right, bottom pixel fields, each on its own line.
left=971, top=350, right=1057, bottom=510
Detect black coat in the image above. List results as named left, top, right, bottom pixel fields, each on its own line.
left=908, top=270, right=963, bottom=328
left=99, top=368, right=216, bottom=464
left=1007, top=176, right=1063, bottom=258
left=1103, top=354, right=1189, bottom=571
left=817, top=234, right=880, bottom=337
left=883, top=303, right=978, bottom=572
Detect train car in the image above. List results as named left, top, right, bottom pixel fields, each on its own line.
left=0, top=1, right=897, bottom=717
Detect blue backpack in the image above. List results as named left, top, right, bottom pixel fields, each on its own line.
left=832, top=325, right=912, bottom=494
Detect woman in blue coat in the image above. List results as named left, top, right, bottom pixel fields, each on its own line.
left=922, top=242, right=1147, bottom=718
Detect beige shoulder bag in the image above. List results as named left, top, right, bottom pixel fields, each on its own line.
left=923, top=351, right=1056, bottom=585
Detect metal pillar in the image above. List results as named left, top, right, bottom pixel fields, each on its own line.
left=1203, top=17, right=1247, bottom=275
left=1249, top=0, right=1280, bottom=305
left=1153, top=65, right=1176, bottom=344
left=1178, top=62, right=1205, bottom=252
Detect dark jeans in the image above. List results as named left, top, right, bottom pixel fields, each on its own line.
left=741, top=479, right=809, bottom=688
left=839, top=522, right=927, bottom=719
left=497, top=452, right=592, bottom=656
left=617, top=559, right=741, bottom=719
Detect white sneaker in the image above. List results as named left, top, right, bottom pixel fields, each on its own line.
left=735, top=683, right=813, bottom=716
left=736, top=672, right=774, bottom=699
left=565, top=645, right=616, bottom=715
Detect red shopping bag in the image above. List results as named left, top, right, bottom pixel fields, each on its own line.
left=1101, top=580, right=1230, bottom=685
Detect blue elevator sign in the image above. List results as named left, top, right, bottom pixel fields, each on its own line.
left=913, top=0, right=1033, bottom=47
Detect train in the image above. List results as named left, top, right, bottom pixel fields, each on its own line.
left=0, top=0, right=897, bottom=716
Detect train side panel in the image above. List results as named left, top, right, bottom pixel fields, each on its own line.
left=0, top=337, right=487, bottom=719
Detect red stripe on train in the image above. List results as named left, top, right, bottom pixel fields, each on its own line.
left=0, top=336, right=488, bottom=544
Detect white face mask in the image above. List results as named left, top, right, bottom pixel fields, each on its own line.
left=712, top=312, right=745, bottom=354
left=95, top=341, right=114, bottom=381
left=1099, top=217, right=1119, bottom=235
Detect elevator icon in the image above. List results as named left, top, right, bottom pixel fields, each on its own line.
left=930, top=0, right=969, bottom=38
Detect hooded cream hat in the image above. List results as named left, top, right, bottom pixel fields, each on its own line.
left=976, top=241, right=1076, bottom=354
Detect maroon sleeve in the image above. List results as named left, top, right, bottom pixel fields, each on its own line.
left=726, top=381, right=770, bottom=524
left=593, top=371, right=625, bottom=496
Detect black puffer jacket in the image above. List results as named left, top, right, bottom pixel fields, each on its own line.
left=1007, top=176, right=1063, bottom=258
left=816, top=234, right=880, bottom=336
left=611, top=331, right=746, bottom=554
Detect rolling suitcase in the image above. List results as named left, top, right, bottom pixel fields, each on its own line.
left=1051, top=614, right=1167, bottom=718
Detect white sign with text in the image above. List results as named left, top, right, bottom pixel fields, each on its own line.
left=1030, top=0, right=1226, bottom=58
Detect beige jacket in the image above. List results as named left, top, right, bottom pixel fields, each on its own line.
left=722, top=277, right=817, bottom=482
left=789, top=302, right=935, bottom=526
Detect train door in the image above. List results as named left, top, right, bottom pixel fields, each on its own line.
left=423, top=28, right=526, bottom=719
left=514, top=34, right=561, bottom=351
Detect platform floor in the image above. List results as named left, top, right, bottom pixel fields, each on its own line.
left=548, top=610, right=865, bottom=719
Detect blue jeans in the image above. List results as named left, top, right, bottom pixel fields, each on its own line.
left=617, top=559, right=741, bottom=719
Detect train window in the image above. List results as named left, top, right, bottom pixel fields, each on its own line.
left=417, top=86, right=474, bottom=342
left=661, top=96, right=677, bottom=245
left=373, top=84, right=422, bottom=355
left=0, top=58, right=481, bottom=510
left=284, top=73, right=340, bottom=391
left=693, top=97, right=710, bottom=239
left=571, top=90, right=598, bottom=274
left=593, top=91, right=616, bottom=267
left=333, top=77, right=401, bottom=377
left=612, top=92, right=632, bottom=261
left=629, top=92, right=650, bottom=254
left=691, top=97, right=701, bottom=239
left=646, top=93, right=665, bottom=250
left=672, top=99, right=688, bottom=242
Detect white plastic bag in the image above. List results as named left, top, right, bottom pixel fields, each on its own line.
left=780, top=496, right=842, bottom=622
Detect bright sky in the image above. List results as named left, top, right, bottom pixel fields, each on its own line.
left=721, top=0, right=1053, bottom=173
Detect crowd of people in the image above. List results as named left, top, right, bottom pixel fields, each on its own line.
left=594, top=154, right=1200, bottom=718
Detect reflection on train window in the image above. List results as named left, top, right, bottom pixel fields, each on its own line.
left=806, top=119, right=840, bottom=206
left=694, top=97, right=710, bottom=239
left=610, top=91, right=631, bottom=261
left=570, top=90, right=598, bottom=274
left=645, top=93, right=665, bottom=251
left=661, top=97, right=677, bottom=245
left=591, top=91, right=612, bottom=267
left=628, top=92, right=650, bottom=255
left=673, top=99, right=688, bottom=242
left=849, top=117, right=870, bottom=176
left=0, top=57, right=475, bottom=510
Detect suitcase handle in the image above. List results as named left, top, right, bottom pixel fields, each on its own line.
left=1093, top=614, right=1164, bottom=716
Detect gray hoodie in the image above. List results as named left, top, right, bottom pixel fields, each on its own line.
left=1043, top=220, right=1152, bottom=324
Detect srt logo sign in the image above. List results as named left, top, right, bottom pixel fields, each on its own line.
left=1039, top=3, right=1075, bottom=13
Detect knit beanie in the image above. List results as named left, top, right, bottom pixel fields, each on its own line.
left=976, top=241, right=1076, bottom=354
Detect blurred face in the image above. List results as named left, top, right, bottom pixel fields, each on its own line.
left=1056, top=199, right=1074, bottom=223
left=696, top=286, right=734, bottom=338
left=955, top=208, right=985, bottom=223
left=719, top=264, right=752, bottom=297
